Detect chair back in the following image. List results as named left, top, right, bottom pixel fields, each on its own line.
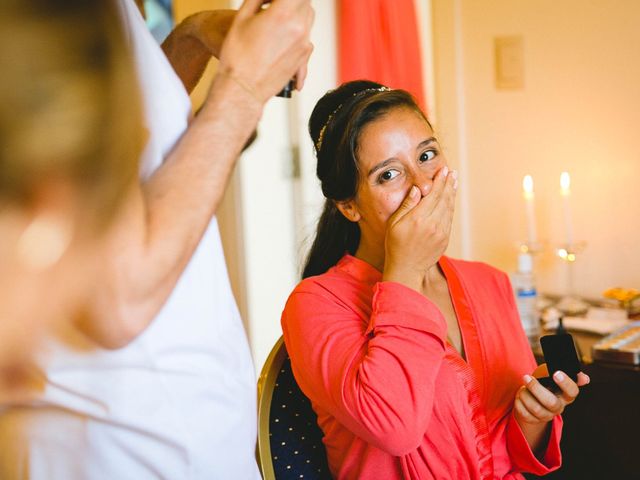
left=257, top=336, right=332, bottom=479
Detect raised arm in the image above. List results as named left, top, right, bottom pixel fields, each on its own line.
left=77, top=0, right=314, bottom=348
left=161, top=10, right=236, bottom=93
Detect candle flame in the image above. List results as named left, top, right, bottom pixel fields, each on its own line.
left=522, top=175, right=534, bottom=198
left=560, top=172, right=571, bottom=194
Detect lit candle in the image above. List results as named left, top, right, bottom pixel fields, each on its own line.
left=560, top=171, right=574, bottom=246
left=522, top=175, right=537, bottom=245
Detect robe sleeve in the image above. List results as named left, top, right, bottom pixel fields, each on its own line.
left=506, top=412, right=563, bottom=474
left=282, top=279, right=447, bottom=456
left=498, top=271, right=563, bottom=474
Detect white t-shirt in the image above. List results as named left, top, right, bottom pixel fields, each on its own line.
left=0, top=1, right=261, bottom=478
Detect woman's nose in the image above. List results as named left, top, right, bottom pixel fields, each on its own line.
left=412, top=170, right=436, bottom=197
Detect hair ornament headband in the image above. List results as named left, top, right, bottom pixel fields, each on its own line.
left=315, top=86, right=391, bottom=151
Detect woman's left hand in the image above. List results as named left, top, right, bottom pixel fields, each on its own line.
left=515, top=364, right=590, bottom=425
left=513, top=363, right=590, bottom=453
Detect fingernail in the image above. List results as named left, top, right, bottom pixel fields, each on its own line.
left=453, top=179, right=459, bottom=190
left=442, top=166, right=449, bottom=177
left=451, top=169, right=458, bottom=180
left=410, top=185, right=419, bottom=197
left=523, top=374, right=533, bottom=384
left=554, top=371, right=565, bottom=382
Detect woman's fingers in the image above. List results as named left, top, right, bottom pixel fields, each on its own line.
left=515, top=368, right=587, bottom=429
left=522, top=375, right=564, bottom=416
left=516, top=389, right=556, bottom=424
left=388, top=186, right=421, bottom=227
left=413, top=166, right=449, bottom=217
left=576, top=371, right=591, bottom=387
left=513, top=394, right=539, bottom=424
left=421, top=169, right=457, bottom=232
left=515, top=387, right=554, bottom=423
left=522, top=369, right=583, bottom=416
left=551, top=371, right=580, bottom=404
left=393, top=165, right=457, bottom=228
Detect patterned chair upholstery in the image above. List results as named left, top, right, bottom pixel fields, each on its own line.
left=258, top=337, right=332, bottom=480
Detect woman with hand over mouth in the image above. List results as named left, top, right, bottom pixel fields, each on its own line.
left=281, top=80, right=589, bottom=480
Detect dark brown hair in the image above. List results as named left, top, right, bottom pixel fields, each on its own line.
left=303, top=80, right=430, bottom=278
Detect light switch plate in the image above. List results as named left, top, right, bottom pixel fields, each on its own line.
left=494, top=36, right=524, bottom=90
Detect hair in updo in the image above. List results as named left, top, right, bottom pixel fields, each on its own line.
left=302, top=80, right=430, bottom=279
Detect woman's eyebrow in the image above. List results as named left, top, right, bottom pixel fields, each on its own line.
left=416, top=137, right=437, bottom=151
left=367, top=158, right=397, bottom=177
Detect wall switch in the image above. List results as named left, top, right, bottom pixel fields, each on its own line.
left=495, top=35, right=524, bottom=90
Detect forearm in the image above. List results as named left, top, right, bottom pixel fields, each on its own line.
left=161, top=10, right=234, bottom=93
left=517, top=419, right=552, bottom=458
left=84, top=74, right=262, bottom=348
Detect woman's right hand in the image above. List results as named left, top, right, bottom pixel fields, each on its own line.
left=382, top=166, right=457, bottom=291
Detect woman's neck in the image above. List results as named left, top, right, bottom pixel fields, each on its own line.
left=354, top=239, right=384, bottom=272
left=355, top=240, right=443, bottom=290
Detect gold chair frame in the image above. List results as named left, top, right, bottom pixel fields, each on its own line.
left=257, top=336, right=286, bottom=480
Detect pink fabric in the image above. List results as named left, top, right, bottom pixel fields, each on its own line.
left=281, top=255, right=562, bottom=479
left=338, top=0, right=426, bottom=111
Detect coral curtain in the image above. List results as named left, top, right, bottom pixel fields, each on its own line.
left=338, top=0, right=426, bottom=111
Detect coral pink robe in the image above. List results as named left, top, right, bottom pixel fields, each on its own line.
left=281, top=255, right=562, bottom=479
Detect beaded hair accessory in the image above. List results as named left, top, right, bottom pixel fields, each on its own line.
left=315, top=86, right=391, bottom=151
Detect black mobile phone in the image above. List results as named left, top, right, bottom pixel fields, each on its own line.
left=537, top=333, right=581, bottom=393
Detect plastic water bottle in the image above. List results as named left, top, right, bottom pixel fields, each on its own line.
left=511, top=253, right=540, bottom=343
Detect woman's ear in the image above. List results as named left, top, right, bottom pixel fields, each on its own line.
left=335, top=199, right=361, bottom=223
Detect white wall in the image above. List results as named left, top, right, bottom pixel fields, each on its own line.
left=296, top=2, right=338, bottom=266
left=433, top=0, right=640, bottom=298
left=235, top=102, right=299, bottom=372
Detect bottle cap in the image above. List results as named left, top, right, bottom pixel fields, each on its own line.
left=518, top=253, right=533, bottom=273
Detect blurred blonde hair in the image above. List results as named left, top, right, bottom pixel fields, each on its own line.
left=0, top=0, right=144, bottom=226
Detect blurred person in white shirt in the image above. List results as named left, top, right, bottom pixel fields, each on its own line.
left=0, top=0, right=314, bottom=478
left=0, top=0, right=143, bottom=394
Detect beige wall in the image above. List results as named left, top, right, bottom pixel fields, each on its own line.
left=433, top=0, right=640, bottom=298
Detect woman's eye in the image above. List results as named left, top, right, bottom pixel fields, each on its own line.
left=379, top=169, right=400, bottom=183
left=419, top=150, right=437, bottom=163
